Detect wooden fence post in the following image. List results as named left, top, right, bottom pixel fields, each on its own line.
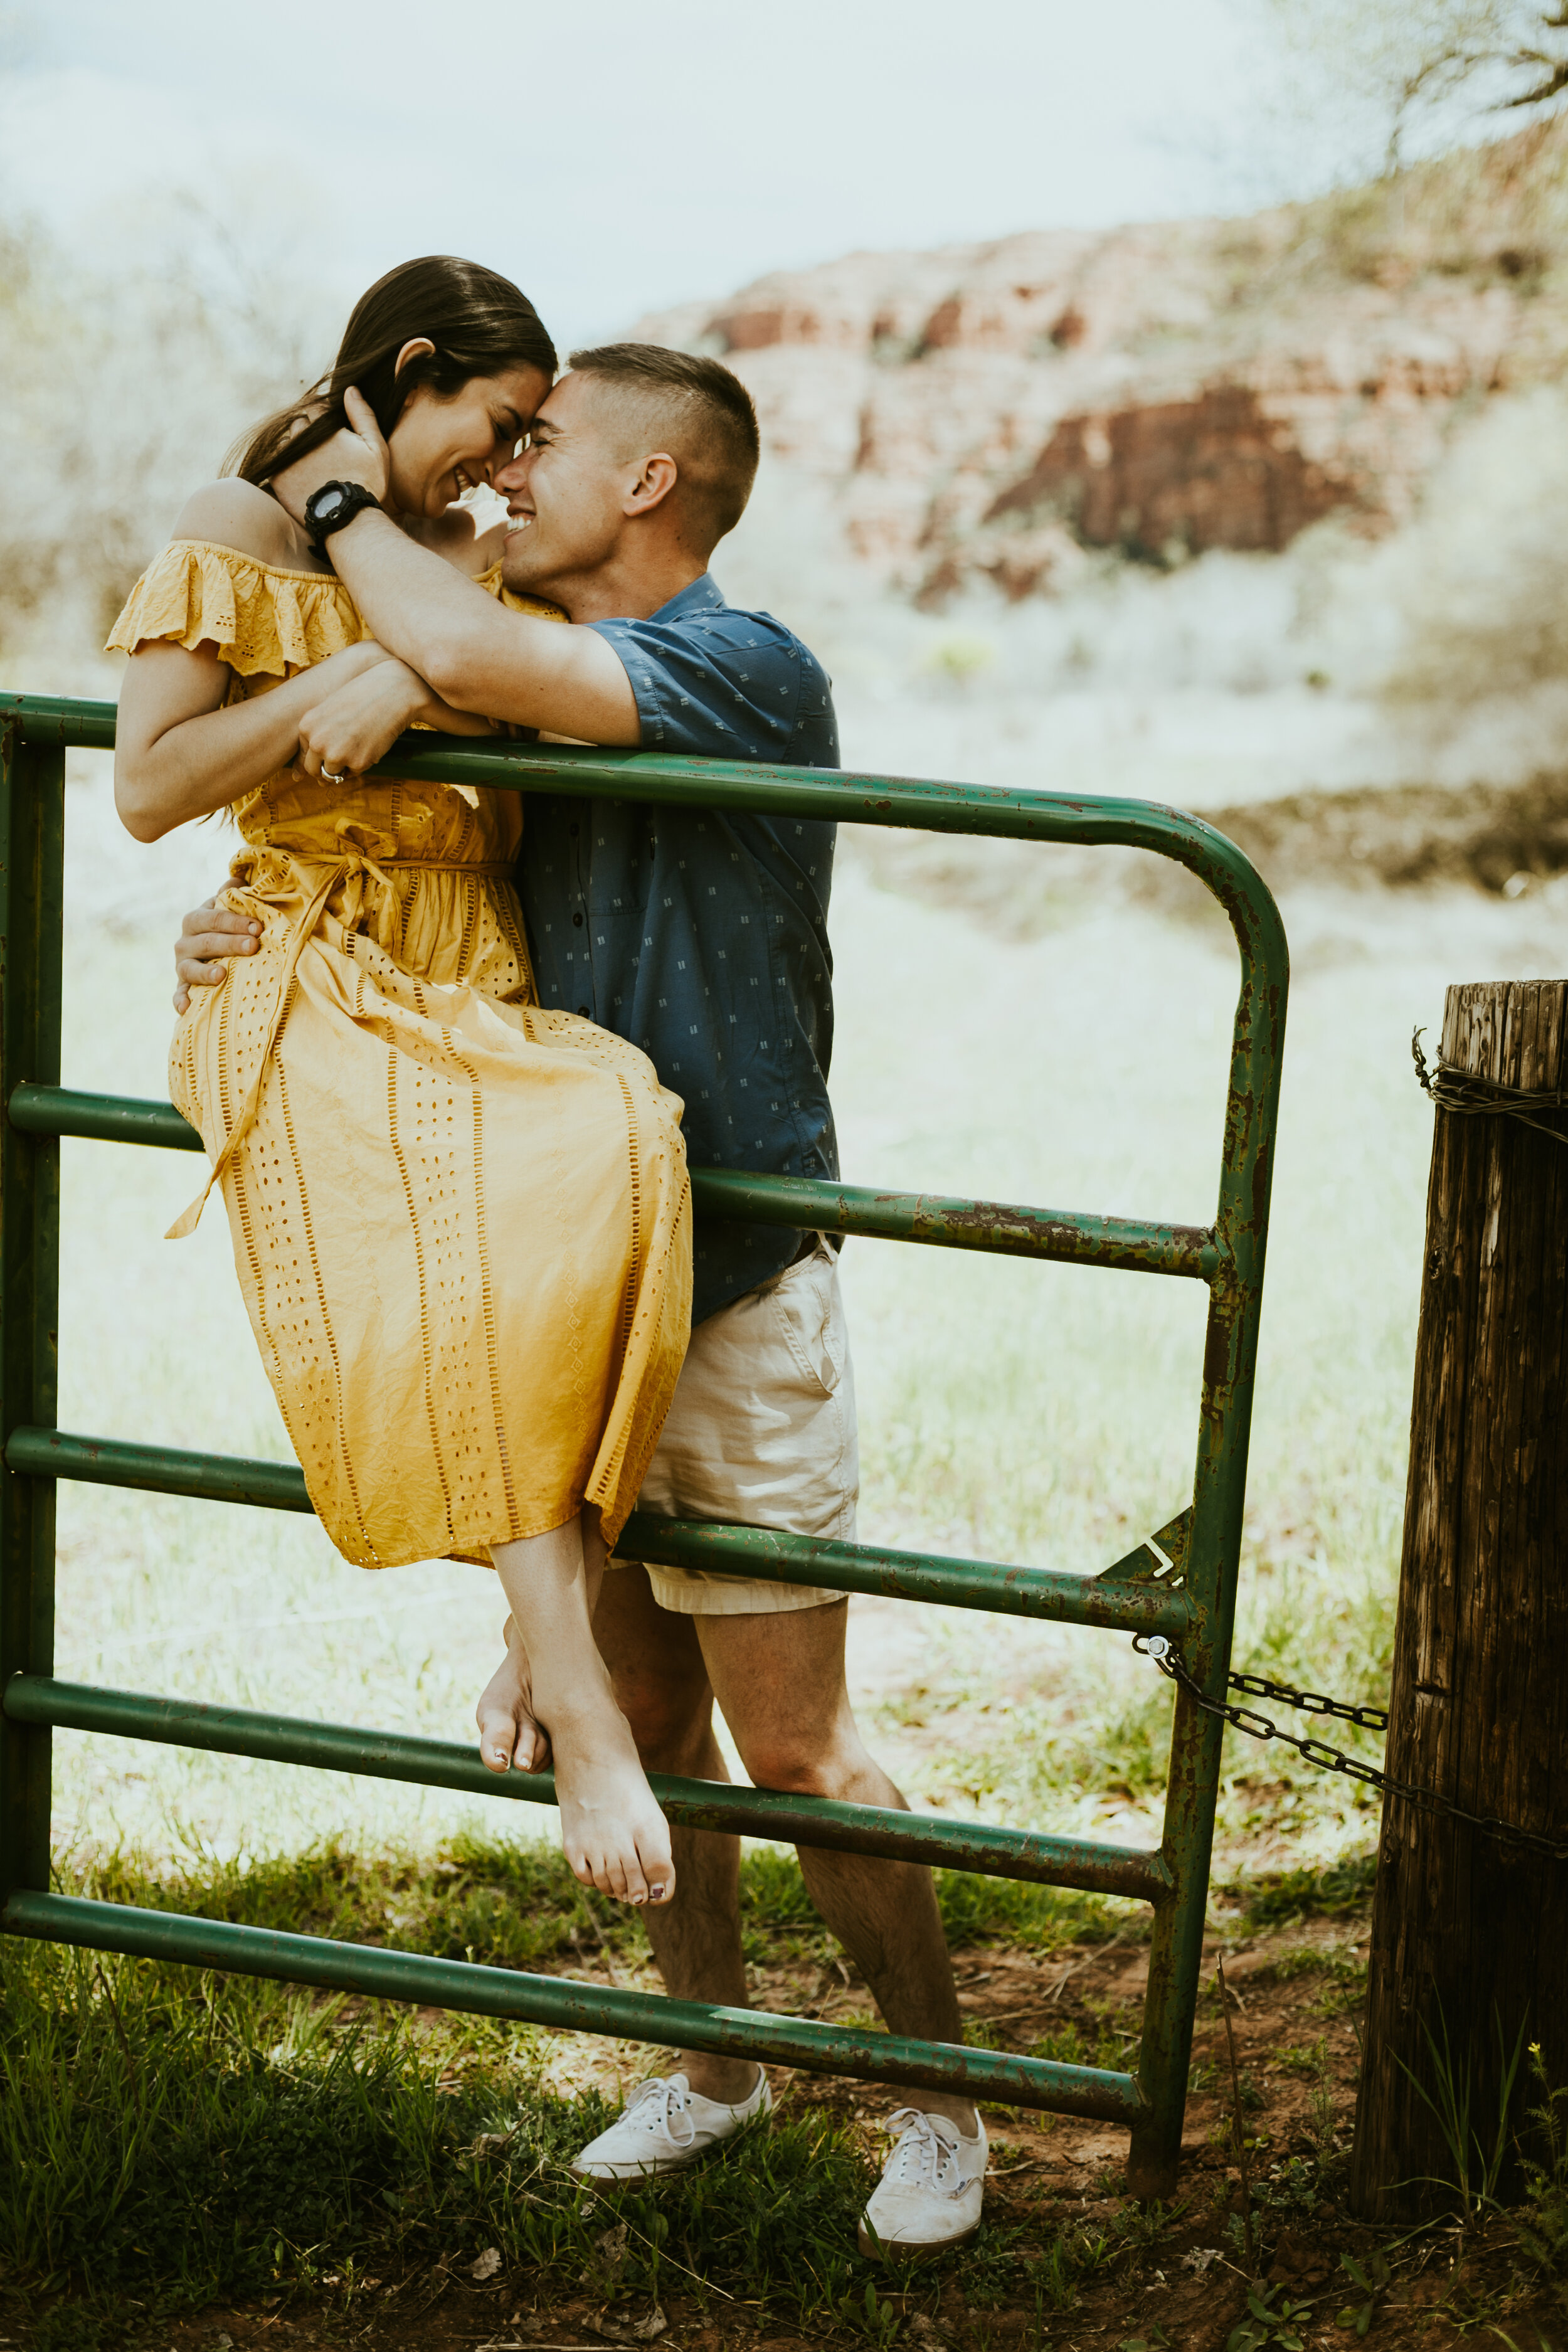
left=1350, top=980, right=1568, bottom=2221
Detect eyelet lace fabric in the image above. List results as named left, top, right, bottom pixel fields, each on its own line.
left=111, top=539, right=692, bottom=1567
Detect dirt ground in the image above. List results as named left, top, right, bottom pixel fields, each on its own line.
left=63, top=1897, right=1556, bottom=2352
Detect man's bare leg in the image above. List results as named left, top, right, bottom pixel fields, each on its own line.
left=593, top=1565, right=761, bottom=2105
left=699, top=1601, right=976, bottom=2137
left=595, top=1571, right=972, bottom=2131
left=480, top=1515, right=674, bottom=1908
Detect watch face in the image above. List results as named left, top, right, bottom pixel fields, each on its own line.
left=316, top=487, right=346, bottom=517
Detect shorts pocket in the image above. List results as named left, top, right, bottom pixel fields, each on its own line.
left=769, top=1251, right=844, bottom=1399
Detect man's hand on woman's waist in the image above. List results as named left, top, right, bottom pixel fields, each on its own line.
left=173, top=900, right=261, bottom=1017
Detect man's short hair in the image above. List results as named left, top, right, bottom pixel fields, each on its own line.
left=568, top=343, right=761, bottom=548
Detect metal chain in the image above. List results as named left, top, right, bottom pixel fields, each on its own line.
left=1135, top=1635, right=1568, bottom=1863
left=1225, top=1668, right=1387, bottom=1734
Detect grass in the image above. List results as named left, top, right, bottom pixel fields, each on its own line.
left=1025, top=2018, right=1128, bottom=2072
left=0, top=1836, right=1131, bottom=2344
left=1516, top=2042, right=1568, bottom=2292
left=1, top=1934, right=869, bottom=2336
left=1224, top=1853, right=1380, bottom=1933
left=1395, top=2004, right=1532, bottom=2232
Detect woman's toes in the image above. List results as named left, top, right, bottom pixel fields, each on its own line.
left=477, top=1714, right=514, bottom=1774
left=574, top=1847, right=607, bottom=1897
left=637, top=1815, right=674, bottom=1878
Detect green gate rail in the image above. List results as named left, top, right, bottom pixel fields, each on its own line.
left=0, top=691, right=1288, bottom=2197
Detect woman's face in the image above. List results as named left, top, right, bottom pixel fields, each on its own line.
left=386, top=363, right=553, bottom=519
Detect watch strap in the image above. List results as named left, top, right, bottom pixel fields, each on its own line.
left=304, top=479, right=383, bottom=548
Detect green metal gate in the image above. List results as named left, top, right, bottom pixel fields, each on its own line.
left=0, top=692, right=1287, bottom=2198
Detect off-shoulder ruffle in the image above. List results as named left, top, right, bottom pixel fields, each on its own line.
left=106, top=539, right=568, bottom=679
left=106, top=539, right=365, bottom=677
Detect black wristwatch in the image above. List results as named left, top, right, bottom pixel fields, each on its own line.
left=302, top=479, right=383, bottom=549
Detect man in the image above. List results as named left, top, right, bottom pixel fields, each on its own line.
left=174, top=344, right=987, bottom=2257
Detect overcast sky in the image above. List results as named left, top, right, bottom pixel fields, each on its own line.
left=0, top=0, right=1285, bottom=351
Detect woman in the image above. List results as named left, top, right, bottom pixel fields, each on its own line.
left=110, top=256, right=691, bottom=1909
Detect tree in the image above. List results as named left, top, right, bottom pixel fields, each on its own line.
left=1254, top=2, right=1568, bottom=177
left=1499, top=5, right=1568, bottom=107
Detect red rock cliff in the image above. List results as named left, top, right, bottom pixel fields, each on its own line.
left=636, top=121, right=1568, bottom=603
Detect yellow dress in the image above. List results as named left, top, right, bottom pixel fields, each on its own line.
left=108, top=539, right=692, bottom=1565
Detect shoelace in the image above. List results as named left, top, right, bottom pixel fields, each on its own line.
left=881, top=2107, right=976, bottom=2196
left=620, top=2075, right=698, bottom=2151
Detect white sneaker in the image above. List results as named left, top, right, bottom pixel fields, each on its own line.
left=858, top=2108, right=988, bottom=2259
left=570, top=2068, right=772, bottom=2181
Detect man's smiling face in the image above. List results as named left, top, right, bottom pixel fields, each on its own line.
left=494, top=371, right=635, bottom=597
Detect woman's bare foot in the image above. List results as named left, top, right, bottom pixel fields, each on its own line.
left=547, top=1694, right=676, bottom=1906
left=475, top=1615, right=551, bottom=1774
left=487, top=1517, right=674, bottom=1905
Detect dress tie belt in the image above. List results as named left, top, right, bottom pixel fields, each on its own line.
left=166, top=850, right=516, bottom=1241
left=347, top=857, right=516, bottom=874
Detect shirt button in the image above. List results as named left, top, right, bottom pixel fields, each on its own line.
left=578, top=1005, right=590, bottom=1017
left=573, top=912, right=585, bottom=926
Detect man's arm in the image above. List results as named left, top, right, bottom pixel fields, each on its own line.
left=330, top=514, right=638, bottom=741
left=272, top=403, right=639, bottom=743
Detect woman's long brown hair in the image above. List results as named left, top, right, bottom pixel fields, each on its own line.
left=229, top=255, right=557, bottom=486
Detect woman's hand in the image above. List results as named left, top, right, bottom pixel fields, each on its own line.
left=294, top=658, right=432, bottom=784
left=272, top=387, right=391, bottom=519
left=115, top=636, right=396, bottom=844
left=294, top=659, right=499, bottom=785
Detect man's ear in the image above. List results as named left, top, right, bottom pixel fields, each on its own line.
left=624, top=452, right=679, bottom=517
left=394, top=337, right=437, bottom=377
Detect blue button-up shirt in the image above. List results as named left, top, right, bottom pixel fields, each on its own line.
left=516, top=574, right=840, bottom=1324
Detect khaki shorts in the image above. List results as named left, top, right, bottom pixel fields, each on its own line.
left=612, top=1237, right=857, bottom=1614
